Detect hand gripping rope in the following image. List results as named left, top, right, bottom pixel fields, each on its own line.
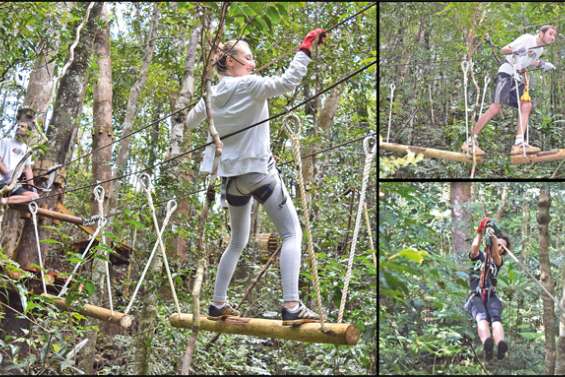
left=386, top=83, right=396, bottom=143
left=283, top=113, right=326, bottom=331
left=57, top=187, right=108, bottom=298
left=337, top=135, right=376, bottom=323
left=124, top=174, right=179, bottom=315
left=28, top=201, right=48, bottom=295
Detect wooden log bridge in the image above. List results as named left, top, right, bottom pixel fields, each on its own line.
left=42, top=293, right=134, bottom=329
left=379, top=142, right=484, bottom=163
left=510, top=149, right=565, bottom=164
left=169, top=313, right=360, bottom=346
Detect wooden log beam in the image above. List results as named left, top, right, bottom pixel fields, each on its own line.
left=510, top=149, right=565, bottom=164
left=42, top=293, right=134, bottom=329
left=379, top=142, right=484, bottom=163
left=169, top=313, right=360, bottom=346
left=17, top=206, right=85, bottom=225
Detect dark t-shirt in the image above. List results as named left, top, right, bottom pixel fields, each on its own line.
left=469, top=250, right=503, bottom=292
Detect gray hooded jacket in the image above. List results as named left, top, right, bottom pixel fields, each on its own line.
left=186, top=51, right=311, bottom=177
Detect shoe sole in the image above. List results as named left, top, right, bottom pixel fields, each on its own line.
left=282, top=318, right=320, bottom=327
left=484, top=337, right=494, bottom=361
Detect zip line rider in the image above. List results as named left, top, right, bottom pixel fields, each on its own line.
left=464, top=218, right=511, bottom=362
left=461, top=25, right=557, bottom=156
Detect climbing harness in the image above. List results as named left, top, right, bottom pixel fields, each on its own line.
left=283, top=113, right=326, bottom=331
left=124, top=176, right=178, bottom=315
left=337, top=135, right=375, bottom=323
left=386, top=82, right=395, bottom=143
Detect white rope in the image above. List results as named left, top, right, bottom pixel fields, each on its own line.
left=58, top=216, right=106, bottom=298
left=28, top=202, right=47, bottom=295
left=139, top=173, right=181, bottom=314
left=479, top=75, right=491, bottom=118
left=337, top=135, right=376, bottom=323
left=461, top=60, right=476, bottom=178
left=124, top=176, right=177, bottom=315
left=512, top=55, right=527, bottom=158
left=386, top=83, right=396, bottom=143
left=364, top=202, right=376, bottom=268
left=283, top=114, right=326, bottom=330
left=94, top=185, right=113, bottom=312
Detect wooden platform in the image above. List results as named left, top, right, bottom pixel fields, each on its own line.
left=510, top=149, right=565, bottom=164
left=42, top=293, right=134, bottom=328
left=379, top=142, right=484, bottom=163
left=169, top=313, right=360, bottom=345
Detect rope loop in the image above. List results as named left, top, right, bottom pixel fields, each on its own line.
left=282, top=113, right=303, bottom=139
left=139, top=173, right=153, bottom=191
left=363, top=135, right=376, bottom=156
left=166, top=199, right=178, bottom=213
left=28, top=201, right=39, bottom=215
left=93, top=185, right=105, bottom=203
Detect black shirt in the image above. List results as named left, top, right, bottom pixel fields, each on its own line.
left=469, top=250, right=503, bottom=292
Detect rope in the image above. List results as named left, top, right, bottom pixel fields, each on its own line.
left=57, top=188, right=107, bottom=298
left=283, top=114, right=326, bottom=330
left=386, top=83, right=395, bottom=143
left=31, top=60, right=376, bottom=204
left=337, top=135, right=375, bottom=323
left=500, top=243, right=558, bottom=305
left=28, top=202, right=47, bottom=295
left=479, top=75, right=491, bottom=119
left=461, top=60, right=477, bottom=178
left=511, top=55, right=527, bottom=158
left=364, top=202, right=376, bottom=268
left=94, top=185, right=113, bottom=312
left=139, top=173, right=181, bottom=314
left=124, top=196, right=177, bottom=315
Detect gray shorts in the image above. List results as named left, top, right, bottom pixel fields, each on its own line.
left=492, top=72, right=533, bottom=109
left=464, top=293, right=503, bottom=323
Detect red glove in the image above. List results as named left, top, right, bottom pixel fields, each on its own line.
left=298, top=28, right=327, bottom=57
left=476, top=217, right=490, bottom=234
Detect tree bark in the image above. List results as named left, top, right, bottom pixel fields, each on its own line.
left=538, top=188, right=555, bottom=375
left=79, top=3, right=112, bottom=373
left=449, top=182, right=471, bottom=256
left=12, top=1, right=103, bottom=270
left=114, top=4, right=160, bottom=197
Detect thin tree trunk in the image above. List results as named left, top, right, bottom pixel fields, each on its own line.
left=538, top=188, right=556, bottom=375
left=78, top=3, right=112, bottom=373
left=449, top=182, right=471, bottom=257
left=113, top=4, right=159, bottom=206
left=556, top=224, right=565, bottom=374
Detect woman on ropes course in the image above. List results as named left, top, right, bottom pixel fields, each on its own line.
left=186, top=28, right=327, bottom=325
left=461, top=25, right=557, bottom=156
left=0, top=108, right=40, bottom=205
left=464, top=218, right=511, bottom=362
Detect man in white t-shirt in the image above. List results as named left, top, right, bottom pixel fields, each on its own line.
left=462, top=25, right=557, bottom=156
left=0, top=108, right=39, bottom=205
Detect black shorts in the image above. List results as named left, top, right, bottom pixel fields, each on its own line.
left=492, top=72, right=533, bottom=109
left=464, top=293, right=503, bottom=323
left=0, top=183, right=33, bottom=196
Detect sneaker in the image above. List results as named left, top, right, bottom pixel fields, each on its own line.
left=207, top=302, right=240, bottom=320
left=281, top=301, right=321, bottom=326
left=497, top=340, right=508, bottom=360
left=483, top=337, right=494, bottom=361
left=461, top=140, right=486, bottom=156
left=511, top=143, right=541, bottom=154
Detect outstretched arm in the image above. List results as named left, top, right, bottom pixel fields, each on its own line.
left=470, top=234, right=482, bottom=259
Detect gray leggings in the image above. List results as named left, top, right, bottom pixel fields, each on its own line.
left=213, top=169, right=302, bottom=303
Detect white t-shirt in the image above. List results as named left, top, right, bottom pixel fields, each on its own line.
left=498, top=33, right=543, bottom=82
left=186, top=51, right=311, bottom=177
left=0, top=138, right=32, bottom=184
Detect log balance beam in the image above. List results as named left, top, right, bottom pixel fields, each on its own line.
left=169, top=313, right=360, bottom=346
left=379, top=142, right=484, bottom=163
left=42, top=293, right=134, bottom=329
left=510, top=149, right=565, bottom=164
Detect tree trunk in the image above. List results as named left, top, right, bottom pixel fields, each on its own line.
left=0, top=28, right=59, bottom=257
left=114, top=4, right=160, bottom=199
left=12, top=1, right=103, bottom=270
left=555, top=254, right=565, bottom=374
left=449, top=182, right=471, bottom=257
left=79, top=3, right=112, bottom=374
left=166, top=25, right=201, bottom=264
left=538, top=188, right=555, bottom=375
